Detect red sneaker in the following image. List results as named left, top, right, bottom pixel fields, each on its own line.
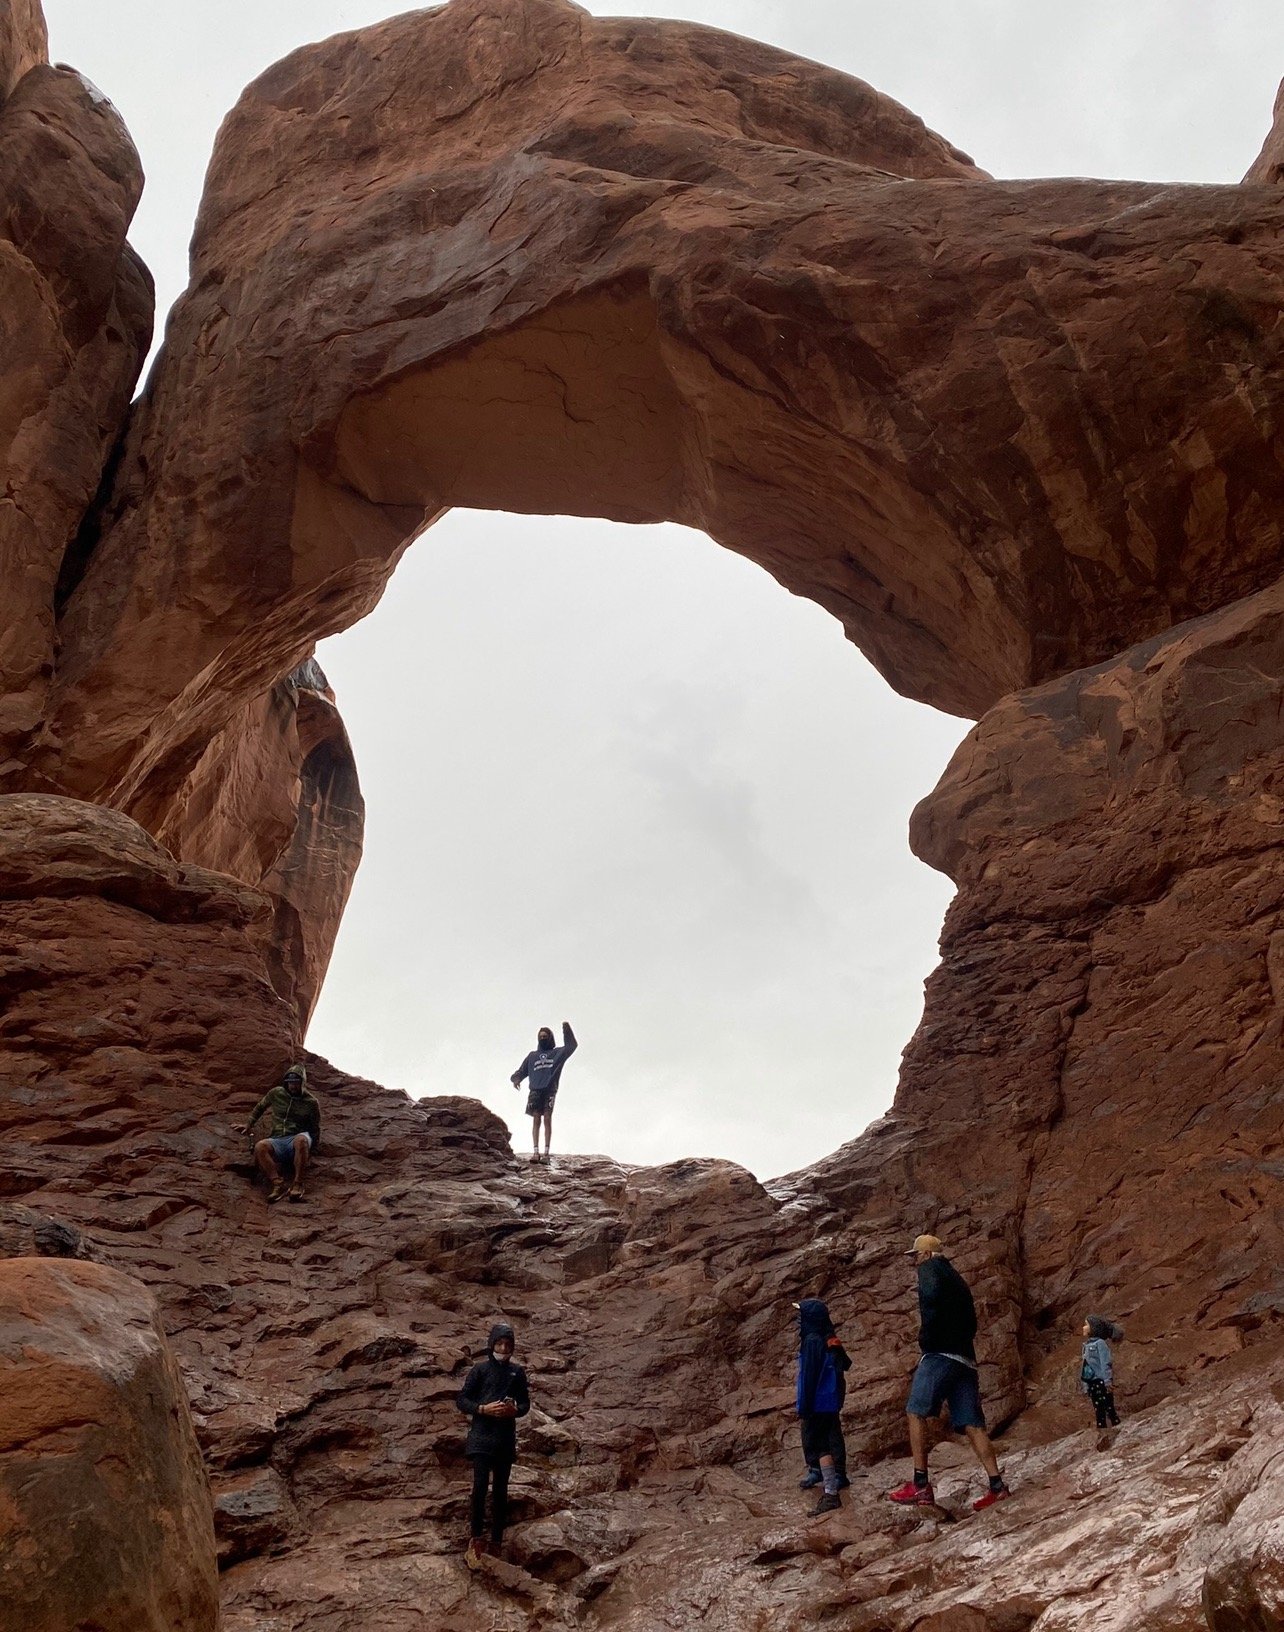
left=972, top=1484, right=1011, bottom=1511
left=887, top=1479, right=935, bottom=1506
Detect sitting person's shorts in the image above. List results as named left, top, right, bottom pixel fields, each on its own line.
left=905, top=1353, right=986, bottom=1429
left=266, top=1131, right=312, bottom=1168
left=525, top=1086, right=557, bottom=1117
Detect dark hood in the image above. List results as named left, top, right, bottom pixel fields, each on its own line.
left=487, top=1322, right=516, bottom=1357
left=1086, top=1315, right=1123, bottom=1341
left=797, top=1299, right=834, bottom=1339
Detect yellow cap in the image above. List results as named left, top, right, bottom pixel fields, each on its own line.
left=907, top=1233, right=943, bottom=1256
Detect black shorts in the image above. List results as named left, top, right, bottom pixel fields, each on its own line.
left=525, top=1086, right=557, bottom=1117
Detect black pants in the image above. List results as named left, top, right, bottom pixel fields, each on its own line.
left=801, top=1411, right=847, bottom=1477
left=469, top=1455, right=512, bottom=1542
left=1086, top=1378, right=1119, bottom=1428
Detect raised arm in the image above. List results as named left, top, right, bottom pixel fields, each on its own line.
left=560, top=1022, right=577, bottom=1058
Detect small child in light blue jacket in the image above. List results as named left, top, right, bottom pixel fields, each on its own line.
left=1080, top=1314, right=1123, bottom=1430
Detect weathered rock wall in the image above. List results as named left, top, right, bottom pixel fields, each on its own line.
left=0, top=57, right=151, bottom=769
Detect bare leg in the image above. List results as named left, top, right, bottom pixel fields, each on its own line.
left=963, top=1425, right=1000, bottom=1480
left=541, top=1110, right=553, bottom=1156
left=908, top=1414, right=930, bottom=1475
left=254, top=1140, right=282, bottom=1186
left=290, top=1134, right=311, bottom=1192
left=529, top=1115, right=541, bottom=1158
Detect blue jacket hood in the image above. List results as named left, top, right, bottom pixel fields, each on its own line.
left=798, top=1298, right=834, bottom=1338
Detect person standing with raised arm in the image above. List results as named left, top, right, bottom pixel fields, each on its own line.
left=510, top=1021, right=577, bottom=1164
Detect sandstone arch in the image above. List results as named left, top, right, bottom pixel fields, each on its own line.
left=9, top=5, right=1284, bottom=1625
left=32, top=0, right=1284, bottom=835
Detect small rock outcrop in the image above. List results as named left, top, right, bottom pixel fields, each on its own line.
left=0, top=1257, right=218, bottom=1632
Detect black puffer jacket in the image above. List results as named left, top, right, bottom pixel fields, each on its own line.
left=457, top=1322, right=531, bottom=1460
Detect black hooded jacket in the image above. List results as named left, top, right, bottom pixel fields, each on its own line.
left=457, top=1322, right=531, bottom=1460
left=916, top=1256, right=978, bottom=1362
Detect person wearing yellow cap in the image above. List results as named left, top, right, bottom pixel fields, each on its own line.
left=886, top=1234, right=1011, bottom=1511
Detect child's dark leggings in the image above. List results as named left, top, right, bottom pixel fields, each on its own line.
left=1086, top=1378, right=1119, bottom=1428
left=469, top=1455, right=512, bottom=1541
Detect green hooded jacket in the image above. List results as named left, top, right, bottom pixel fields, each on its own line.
left=247, top=1065, right=321, bottom=1148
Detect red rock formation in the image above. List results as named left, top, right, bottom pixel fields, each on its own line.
left=0, top=1256, right=218, bottom=1632
left=1, top=790, right=1283, bottom=1629
left=905, top=577, right=1284, bottom=1379
left=8, top=0, right=1284, bottom=1626
left=0, top=52, right=151, bottom=767
left=36, top=0, right=1284, bottom=836
left=1245, top=77, right=1284, bottom=182
left=155, top=658, right=363, bottom=1027
left=0, top=0, right=46, bottom=97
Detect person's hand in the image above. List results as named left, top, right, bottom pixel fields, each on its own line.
left=479, top=1400, right=516, bottom=1417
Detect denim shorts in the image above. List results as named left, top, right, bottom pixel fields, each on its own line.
left=906, top=1353, right=986, bottom=1429
left=267, top=1132, right=311, bottom=1167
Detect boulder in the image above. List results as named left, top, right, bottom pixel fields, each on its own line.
left=0, top=1257, right=217, bottom=1632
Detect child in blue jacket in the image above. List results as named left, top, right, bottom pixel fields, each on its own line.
left=795, top=1298, right=852, bottom=1515
left=1080, top=1314, right=1122, bottom=1430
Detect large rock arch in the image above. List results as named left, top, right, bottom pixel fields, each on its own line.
left=34, top=0, right=1284, bottom=827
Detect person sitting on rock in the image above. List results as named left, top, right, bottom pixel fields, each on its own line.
left=237, top=1062, right=321, bottom=1204
left=457, top=1321, right=530, bottom=1568
left=1080, top=1314, right=1123, bottom=1435
left=794, top=1297, right=852, bottom=1516
left=510, top=1021, right=577, bottom=1164
left=887, top=1233, right=1011, bottom=1511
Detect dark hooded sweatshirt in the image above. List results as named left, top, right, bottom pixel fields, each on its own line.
left=796, top=1298, right=852, bottom=1416
left=457, top=1323, right=531, bottom=1460
left=511, top=1024, right=577, bottom=1096
left=917, top=1256, right=977, bottom=1364
left=247, top=1066, right=321, bottom=1148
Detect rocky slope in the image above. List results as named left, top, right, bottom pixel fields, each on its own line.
left=3, top=791, right=1284, bottom=1628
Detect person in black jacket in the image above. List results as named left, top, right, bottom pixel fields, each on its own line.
left=511, top=1022, right=577, bottom=1164
left=456, top=1321, right=531, bottom=1566
left=886, top=1234, right=1011, bottom=1512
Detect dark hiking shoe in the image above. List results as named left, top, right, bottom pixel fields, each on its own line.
left=287, top=1184, right=305, bottom=1203
left=809, top=1492, right=841, bottom=1516
left=888, top=1479, right=935, bottom=1506
left=464, top=1537, right=487, bottom=1570
left=267, top=1182, right=287, bottom=1204
left=972, top=1484, right=1011, bottom=1511
left=799, top=1468, right=823, bottom=1490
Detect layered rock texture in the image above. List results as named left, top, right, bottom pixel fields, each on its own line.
left=5, top=0, right=1284, bottom=1627
left=0, top=1255, right=218, bottom=1631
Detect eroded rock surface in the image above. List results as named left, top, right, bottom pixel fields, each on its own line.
left=0, top=1256, right=218, bottom=1632
left=33, top=0, right=1284, bottom=839
left=0, top=55, right=151, bottom=767
left=1, top=790, right=1282, bottom=1630
left=5, top=2, right=1284, bottom=1628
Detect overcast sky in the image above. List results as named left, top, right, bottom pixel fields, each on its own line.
left=45, top=2, right=1284, bottom=1178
